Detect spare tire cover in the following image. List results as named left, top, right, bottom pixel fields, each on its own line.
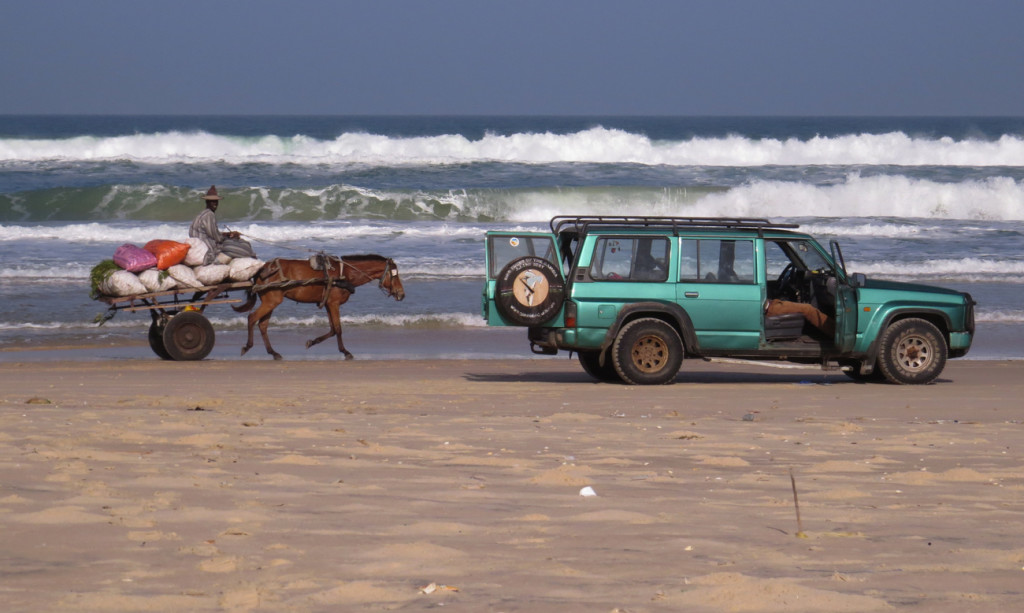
left=495, top=256, right=565, bottom=326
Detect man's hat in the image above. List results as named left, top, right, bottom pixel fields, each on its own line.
left=203, top=185, right=221, bottom=201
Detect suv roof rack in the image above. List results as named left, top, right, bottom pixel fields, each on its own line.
left=550, top=216, right=800, bottom=235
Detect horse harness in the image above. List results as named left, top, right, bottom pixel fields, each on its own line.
left=253, top=255, right=357, bottom=308
left=324, top=255, right=399, bottom=298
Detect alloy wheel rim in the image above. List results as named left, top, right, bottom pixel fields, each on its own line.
left=896, top=335, right=930, bottom=371
left=632, top=335, right=668, bottom=373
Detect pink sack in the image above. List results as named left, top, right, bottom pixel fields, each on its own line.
left=113, top=244, right=158, bottom=273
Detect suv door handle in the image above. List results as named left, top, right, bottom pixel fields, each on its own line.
left=684, top=291, right=699, bottom=298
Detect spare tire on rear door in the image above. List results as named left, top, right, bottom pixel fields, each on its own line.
left=495, top=256, right=565, bottom=326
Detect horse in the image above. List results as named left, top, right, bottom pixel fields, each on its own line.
left=233, top=254, right=405, bottom=360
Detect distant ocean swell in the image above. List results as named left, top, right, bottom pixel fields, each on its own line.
left=4, top=128, right=1024, bottom=166
left=3, top=176, right=1023, bottom=222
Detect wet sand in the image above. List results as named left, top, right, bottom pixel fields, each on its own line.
left=1, top=357, right=1023, bottom=612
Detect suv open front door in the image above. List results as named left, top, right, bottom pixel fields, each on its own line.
left=830, top=239, right=858, bottom=353
left=483, top=232, right=564, bottom=326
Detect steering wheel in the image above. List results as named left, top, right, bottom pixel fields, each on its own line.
left=776, top=263, right=800, bottom=301
left=777, top=263, right=795, bottom=288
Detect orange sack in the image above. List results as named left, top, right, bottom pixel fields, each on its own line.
left=144, top=240, right=191, bottom=270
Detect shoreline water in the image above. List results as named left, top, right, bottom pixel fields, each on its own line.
left=2, top=323, right=1020, bottom=364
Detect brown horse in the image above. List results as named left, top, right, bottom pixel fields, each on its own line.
left=234, top=254, right=405, bottom=360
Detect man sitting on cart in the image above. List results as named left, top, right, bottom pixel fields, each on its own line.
left=190, top=185, right=257, bottom=265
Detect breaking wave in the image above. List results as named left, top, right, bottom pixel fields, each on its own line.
left=5, top=128, right=1024, bottom=166
left=3, top=175, right=1023, bottom=223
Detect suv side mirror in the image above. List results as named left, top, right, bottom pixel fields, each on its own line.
left=850, top=272, right=867, bottom=288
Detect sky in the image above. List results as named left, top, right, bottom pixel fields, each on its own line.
left=2, top=0, right=1023, bottom=116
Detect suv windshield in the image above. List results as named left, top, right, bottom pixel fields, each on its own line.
left=766, top=239, right=831, bottom=275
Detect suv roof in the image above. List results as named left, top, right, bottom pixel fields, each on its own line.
left=550, top=215, right=800, bottom=236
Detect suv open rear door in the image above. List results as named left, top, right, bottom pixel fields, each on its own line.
left=483, top=232, right=564, bottom=326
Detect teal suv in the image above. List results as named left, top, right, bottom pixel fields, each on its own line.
left=482, top=216, right=975, bottom=385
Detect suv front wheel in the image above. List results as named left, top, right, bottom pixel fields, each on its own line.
left=612, top=318, right=684, bottom=385
left=877, top=318, right=947, bottom=385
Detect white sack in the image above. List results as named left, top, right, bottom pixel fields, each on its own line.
left=167, top=264, right=204, bottom=289
left=228, top=257, right=264, bottom=281
left=100, top=270, right=148, bottom=297
left=215, top=252, right=232, bottom=265
left=194, top=264, right=230, bottom=285
left=183, top=237, right=209, bottom=266
left=138, top=269, right=178, bottom=293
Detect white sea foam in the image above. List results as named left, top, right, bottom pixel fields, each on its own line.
left=0, top=222, right=187, bottom=243
left=489, top=176, right=1024, bottom=222
left=676, top=175, right=1024, bottom=221
left=847, top=258, right=1024, bottom=280
left=5, top=128, right=1024, bottom=166
left=975, top=309, right=1024, bottom=323
left=800, top=222, right=929, bottom=238
left=0, top=263, right=93, bottom=279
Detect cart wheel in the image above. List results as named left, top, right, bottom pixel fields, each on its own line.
left=148, top=320, right=172, bottom=360
left=162, top=311, right=215, bottom=361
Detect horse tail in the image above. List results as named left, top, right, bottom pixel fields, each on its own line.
left=232, top=259, right=277, bottom=313
left=232, top=290, right=257, bottom=313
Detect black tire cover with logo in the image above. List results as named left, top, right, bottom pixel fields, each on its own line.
left=495, top=256, right=565, bottom=326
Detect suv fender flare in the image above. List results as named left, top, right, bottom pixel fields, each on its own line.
left=599, top=302, right=699, bottom=356
left=861, top=306, right=953, bottom=364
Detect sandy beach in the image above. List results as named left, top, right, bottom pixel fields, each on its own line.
left=2, top=357, right=1023, bottom=612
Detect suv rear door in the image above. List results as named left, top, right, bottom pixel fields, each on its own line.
left=675, top=237, right=762, bottom=350
left=483, top=232, right=563, bottom=326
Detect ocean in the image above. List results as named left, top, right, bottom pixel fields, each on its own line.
left=1, top=115, right=1021, bottom=362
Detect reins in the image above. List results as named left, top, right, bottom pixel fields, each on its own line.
left=343, top=256, right=399, bottom=297
left=251, top=255, right=398, bottom=299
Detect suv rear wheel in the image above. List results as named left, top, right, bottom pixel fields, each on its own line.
left=612, top=318, right=684, bottom=385
left=877, top=318, right=947, bottom=385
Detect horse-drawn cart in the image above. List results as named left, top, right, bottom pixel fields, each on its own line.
left=94, top=253, right=405, bottom=361
left=95, top=281, right=254, bottom=361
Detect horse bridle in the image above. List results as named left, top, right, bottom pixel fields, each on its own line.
left=379, top=258, right=401, bottom=297
left=343, top=257, right=400, bottom=297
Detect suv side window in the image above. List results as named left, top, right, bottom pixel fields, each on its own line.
left=680, top=239, right=754, bottom=283
left=591, top=237, right=669, bottom=281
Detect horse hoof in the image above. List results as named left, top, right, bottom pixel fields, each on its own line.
left=272, top=353, right=283, bottom=361
left=240, top=346, right=250, bottom=356
left=344, top=353, right=354, bottom=361
left=305, top=340, right=314, bottom=349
